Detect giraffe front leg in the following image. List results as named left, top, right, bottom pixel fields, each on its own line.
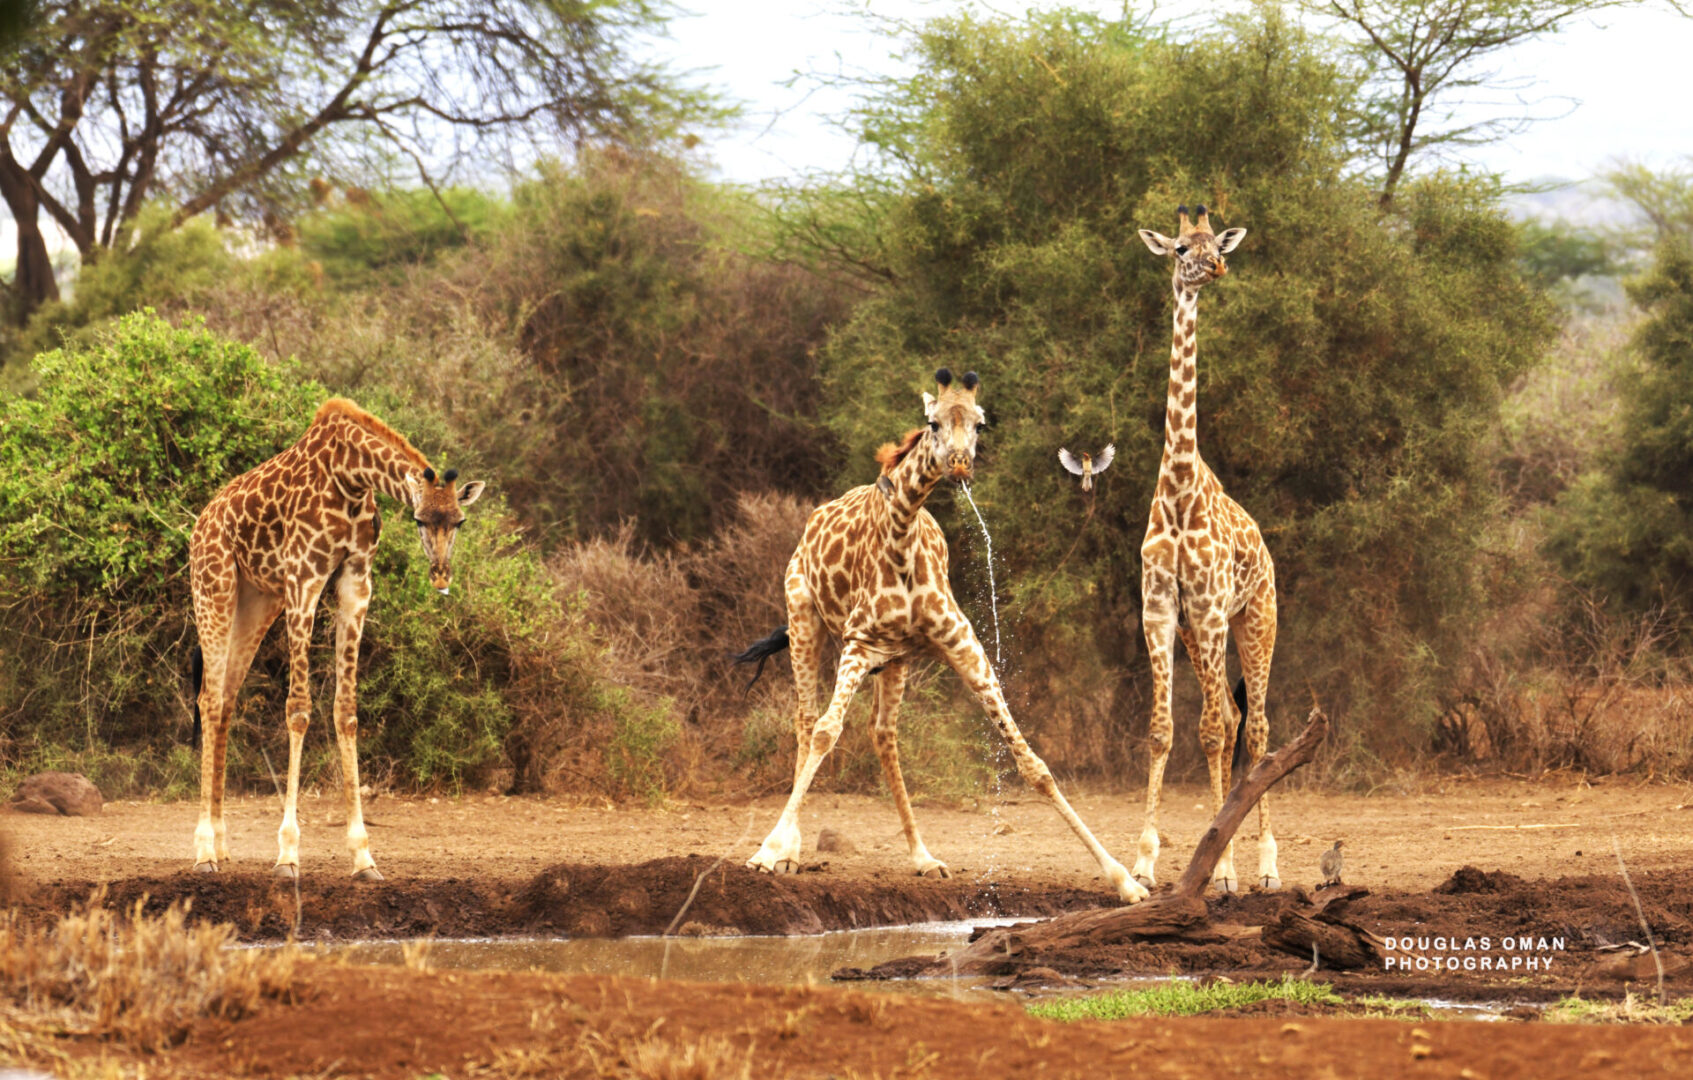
left=868, top=660, right=948, bottom=878
left=275, top=578, right=326, bottom=880
left=749, top=643, right=876, bottom=875
left=941, top=621, right=1146, bottom=904
left=333, top=563, right=381, bottom=882
left=1134, top=570, right=1179, bottom=890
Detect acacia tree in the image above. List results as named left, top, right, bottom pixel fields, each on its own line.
left=0, top=0, right=695, bottom=322
left=1304, top=0, right=1688, bottom=206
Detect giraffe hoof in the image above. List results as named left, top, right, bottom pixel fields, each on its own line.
left=1259, top=876, right=1282, bottom=891
left=770, top=859, right=803, bottom=875
left=1212, top=877, right=1239, bottom=895
left=1133, top=874, right=1155, bottom=890
left=271, top=863, right=299, bottom=881
left=193, top=861, right=220, bottom=874
left=353, top=867, right=385, bottom=883
left=917, top=863, right=951, bottom=879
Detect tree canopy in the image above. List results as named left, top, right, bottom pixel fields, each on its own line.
left=0, top=0, right=704, bottom=322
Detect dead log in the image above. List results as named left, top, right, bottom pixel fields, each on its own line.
left=1260, top=885, right=1386, bottom=970
left=903, top=706, right=1329, bottom=977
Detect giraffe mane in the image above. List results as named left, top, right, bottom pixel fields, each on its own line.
left=312, top=398, right=432, bottom=471
left=875, top=428, right=926, bottom=475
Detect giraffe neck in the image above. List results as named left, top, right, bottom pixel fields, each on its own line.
left=317, top=415, right=431, bottom=505
left=1158, top=282, right=1202, bottom=494
left=882, top=437, right=946, bottom=545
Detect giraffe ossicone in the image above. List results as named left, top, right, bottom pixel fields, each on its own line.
left=736, top=368, right=1146, bottom=903
left=1133, top=203, right=1281, bottom=895
left=188, top=398, right=484, bottom=880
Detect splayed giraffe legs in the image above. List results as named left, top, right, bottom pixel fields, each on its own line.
left=749, top=642, right=878, bottom=874
left=939, top=614, right=1146, bottom=904
left=869, top=659, right=949, bottom=877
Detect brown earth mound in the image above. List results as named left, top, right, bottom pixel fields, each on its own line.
left=15, top=856, right=1115, bottom=941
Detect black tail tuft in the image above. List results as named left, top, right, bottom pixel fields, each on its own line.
left=731, top=625, right=791, bottom=693
left=1229, top=676, right=1249, bottom=782
left=189, top=644, right=204, bottom=749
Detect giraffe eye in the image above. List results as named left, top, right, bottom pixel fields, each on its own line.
left=1175, top=245, right=1188, bottom=255
left=929, top=421, right=940, bottom=431
left=975, top=422, right=987, bottom=432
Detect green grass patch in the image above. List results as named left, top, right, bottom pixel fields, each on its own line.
left=1543, top=993, right=1693, bottom=1024
left=1026, top=978, right=1343, bottom=1022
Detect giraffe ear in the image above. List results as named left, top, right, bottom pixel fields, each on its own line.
left=456, top=480, right=486, bottom=507
left=1139, top=229, right=1178, bottom=256
left=1216, top=228, right=1246, bottom=254
left=922, top=391, right=937, bottom=419
left=404, top=472, right=426, bottom=510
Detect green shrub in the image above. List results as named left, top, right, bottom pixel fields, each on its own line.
left=298, top=187, right=507, bottom=290
left=0, top=312, right=622, bottom=795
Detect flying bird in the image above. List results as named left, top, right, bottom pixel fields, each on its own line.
left=1320, top=840, right=1345, bottom=886
left=1058, top=444, right=1114, bottom=492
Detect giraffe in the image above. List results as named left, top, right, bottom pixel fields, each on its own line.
left=1133, top=204, right=1280, bottom=894
left=734, top=368, right=1145, bottom=903
left=187, top=398, right=484, bottom=880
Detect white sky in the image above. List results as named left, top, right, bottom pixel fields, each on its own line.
left=655, top=0, right=1693, bottom=196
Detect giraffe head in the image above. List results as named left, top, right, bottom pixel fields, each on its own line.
left=922, top=367, right=985, bottom=482
left=1138, top=204, right=1245, bottom=291
left=404, top=467, right=486, bottom=595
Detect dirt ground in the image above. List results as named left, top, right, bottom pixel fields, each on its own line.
left=7, top=775, right=1693, bottom=1079
left=20, top=962, right=1693, bottom=1080
left=10, top=775, right=1692, bottom=894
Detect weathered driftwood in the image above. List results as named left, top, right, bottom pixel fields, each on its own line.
left=908, top=705, right=1329, bottom=977
left=1260, top=883, right=1385, bottom=970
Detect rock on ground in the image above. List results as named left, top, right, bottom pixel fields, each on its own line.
left=7, top=771, right=103, bottom=816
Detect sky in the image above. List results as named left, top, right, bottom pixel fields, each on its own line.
left=653, top=0, right=1693, bottom=211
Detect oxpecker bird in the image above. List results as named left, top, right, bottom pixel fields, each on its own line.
left=1058, top=444, right=1115, bottom=492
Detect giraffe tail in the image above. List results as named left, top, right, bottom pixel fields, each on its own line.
left=1229, top=675, right=1249, bottom=782
left=190, top=644, right=204, bottom=749
left=731, top=625, right=790, bottom=693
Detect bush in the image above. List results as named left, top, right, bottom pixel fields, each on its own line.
left=0, top=312, right=627, bottom=795
left=1549, top=239, right=1693, bottom=616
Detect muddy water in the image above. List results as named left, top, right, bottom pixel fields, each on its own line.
left=325, top=921, right=1018, bottom=996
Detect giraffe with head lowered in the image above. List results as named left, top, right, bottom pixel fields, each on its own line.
left=735, top=368, right=1145, bottom=902
left=188, top=398, right=484, bottom=879
left=1134, top=204, right=1280, bottom=894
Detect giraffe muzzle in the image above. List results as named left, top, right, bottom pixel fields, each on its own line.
left=947, top=453, right=973, bottom=481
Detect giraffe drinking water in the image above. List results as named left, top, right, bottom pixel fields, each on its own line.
left=734, top=368, right=1144, bottom=902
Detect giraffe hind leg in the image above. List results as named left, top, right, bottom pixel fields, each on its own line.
left=191, top=566, right=238, bottom=872
left=1233, top=588, right=1280, bottom=890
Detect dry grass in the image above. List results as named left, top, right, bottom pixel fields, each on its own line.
left=0, top=892, right=306, bottom=1052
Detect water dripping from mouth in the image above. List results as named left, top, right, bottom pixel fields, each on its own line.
left=960, top=481, right=1008, bottom=914
left=958, top=482, right=1001, bottom=670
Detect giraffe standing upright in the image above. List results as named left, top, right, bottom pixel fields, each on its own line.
left=1133, top=205, right=1280, bottom=894
left=735, top=368, right=1145, bottom=903
left=188, top=398, right=484, bottom=879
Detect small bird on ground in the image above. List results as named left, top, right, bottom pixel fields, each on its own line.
left=1320, top=840, right=1345, bottom=886
left=1058, top=444, right=1115, bottom=492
